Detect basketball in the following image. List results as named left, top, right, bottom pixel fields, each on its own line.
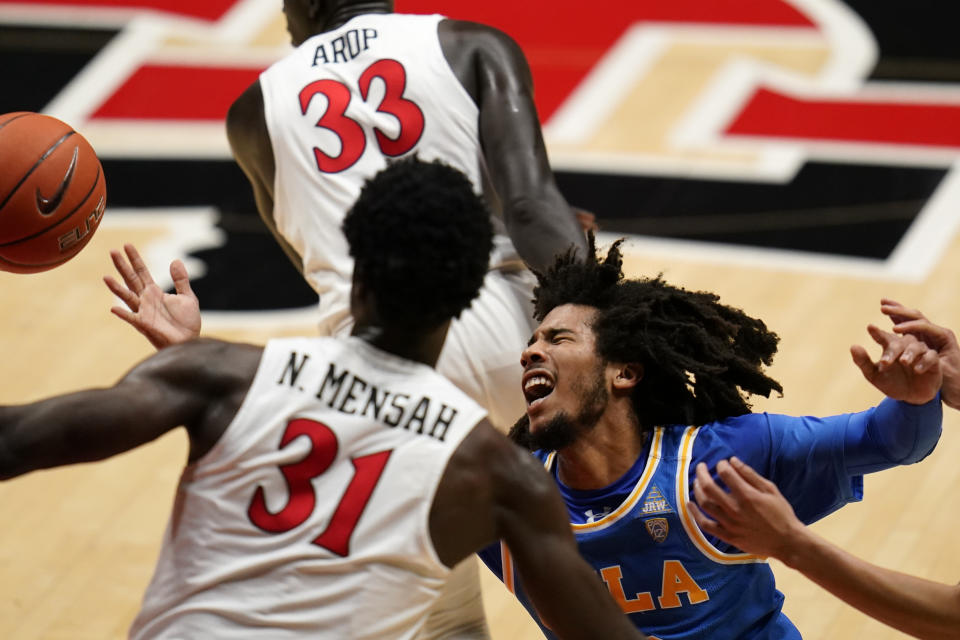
left=0, top=112, right=106, bottom=274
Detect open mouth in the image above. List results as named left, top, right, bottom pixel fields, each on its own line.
left=523, top=373, right=555, bottom=409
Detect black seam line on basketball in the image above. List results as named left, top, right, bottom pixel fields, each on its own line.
left=0, top=165, right=102, bottom=248
left=0, top=249, right=75, bottom=269
left=0, top=131, right=76, bottom=213
left=0, top=112, right=32, bottom=131
left=36, top=145, right=79, bottom=216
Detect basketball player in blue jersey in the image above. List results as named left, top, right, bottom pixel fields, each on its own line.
left=692, top=302, right=960, bottom=639
left=475, top=237, right=944, bottom=640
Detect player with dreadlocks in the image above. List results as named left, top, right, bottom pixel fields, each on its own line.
left=480, top=235, right=944, bottom=640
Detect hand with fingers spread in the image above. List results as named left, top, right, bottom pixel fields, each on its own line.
left=103, top=244, right=202, bottom=350
left=881, top=299, right=960, bottom=410
left=689, top=458, right=807, bottom=563
left=691, top=457, right=960, bottom=639
left=849, top=324, right=942, bottom=405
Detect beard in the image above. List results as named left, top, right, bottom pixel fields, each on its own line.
left=509, top=366, right=608, bottom=451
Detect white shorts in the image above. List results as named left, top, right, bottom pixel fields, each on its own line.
left=435, top=268, right=536, bottom=433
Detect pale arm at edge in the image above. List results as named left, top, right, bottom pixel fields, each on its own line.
left=783, top=526, right=960, bottom=640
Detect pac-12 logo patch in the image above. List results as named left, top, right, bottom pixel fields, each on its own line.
left=645, top=517, right=670, bottom=544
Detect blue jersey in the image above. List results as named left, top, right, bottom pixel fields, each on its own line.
left=478, top=399, right=941, bottom=639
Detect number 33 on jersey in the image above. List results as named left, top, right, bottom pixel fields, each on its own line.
left=299, top=58, right=424, bottom=173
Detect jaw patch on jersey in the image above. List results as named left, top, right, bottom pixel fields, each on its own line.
left=3, top=0, right=960, bottom=316
left=641, top=485, right=675, bottom=517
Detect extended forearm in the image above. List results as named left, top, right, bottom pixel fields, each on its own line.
left=0, top=392, right=131, bottom=480
left=783, top=528, right=960, bottom=639
left=0, top=377, right=189, bottom=481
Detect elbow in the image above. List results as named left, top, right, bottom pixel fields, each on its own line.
left=906, top=424, right=942, bottom=465
left=874, top=397, right=943, bottom=466
left=502, top=194, right=550, bottom=229
left=906, top=399, right=943, bottom=465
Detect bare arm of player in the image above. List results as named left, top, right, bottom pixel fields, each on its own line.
left=104, top=243, right=201, bottom=348
left=0, top=340, right=258, bottom=480
left=430, top=421, right=645, bottom=640
left=226, top=81, right=305, bottom=273
left=850, top=325, right=942, bottom=404
left=881, top=299, right=960, bottom=410
left=690, top=458, right=960, bottom=640
left=439, top=21, right=588, bottom=273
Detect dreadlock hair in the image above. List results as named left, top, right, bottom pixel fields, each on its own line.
left=342, top=156, right=493, bottom=331
left=532, top=233, right=783, bottom=430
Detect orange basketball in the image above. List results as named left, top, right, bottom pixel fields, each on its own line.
left=0, top=112, right=107, bottom=274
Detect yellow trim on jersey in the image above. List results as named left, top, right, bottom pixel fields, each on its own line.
left=500, top=541, right=515, bottom=594
left=544, top=427, right=665, bottom=533
left=675, top=427, right=766, bottom=565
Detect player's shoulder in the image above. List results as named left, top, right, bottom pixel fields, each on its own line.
left=703, top=412, right=769, bottom=433
left=437, top=18, right=523, bottom=57
left=225, top=79, right=269, bottom=161
left=166, top=337, right=263, bottom=370
left=696, top=412, right=772, bottom=445
left=226, top=80, right=263, bottom=131
left=456, top=422, right=555, bottom=497
left=130, top=338, right=263, bottom=392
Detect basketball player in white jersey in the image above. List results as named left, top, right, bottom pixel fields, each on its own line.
left=2, top=159, right=645, bottom=640
left=111, top=3, right=590, bottom=636
left=226, top=0, right=588, bottom=432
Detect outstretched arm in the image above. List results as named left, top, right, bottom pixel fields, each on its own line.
left=439, top=21, right=588, bottom=272
left=881, top=298, right=960, bottom=410
left=842, top=323, right=944, bottom=473
left=431, top=421, right=644, bottom=639
left=713, top=325, right=944, bottom=529
left=691, top=457, right=960, bottom=640
left=104, top=243, right=201, bottom=349
left=0, top=339, right=258, bottom=480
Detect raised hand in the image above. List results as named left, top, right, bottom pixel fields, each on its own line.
left=881, top=299, right=960, bottom=410
left=850, top=324, right=941, bottom=405
left=689, top=458, right=805, bottom=562
left=103, top=243, right=202, bottom=350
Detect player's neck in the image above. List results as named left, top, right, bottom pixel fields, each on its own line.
left=324, top=2, right=392, bottom=31
left=352, top=322, right=450, bottom=367
left=555, top=411, right=647, bottom=490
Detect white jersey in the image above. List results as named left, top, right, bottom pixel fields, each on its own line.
left=261, top=12, right=521, bottom=336
left=130, top=336, right=486, bottom=640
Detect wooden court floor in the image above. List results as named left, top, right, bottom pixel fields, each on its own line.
left=1, top=221, right=959, bottom=639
